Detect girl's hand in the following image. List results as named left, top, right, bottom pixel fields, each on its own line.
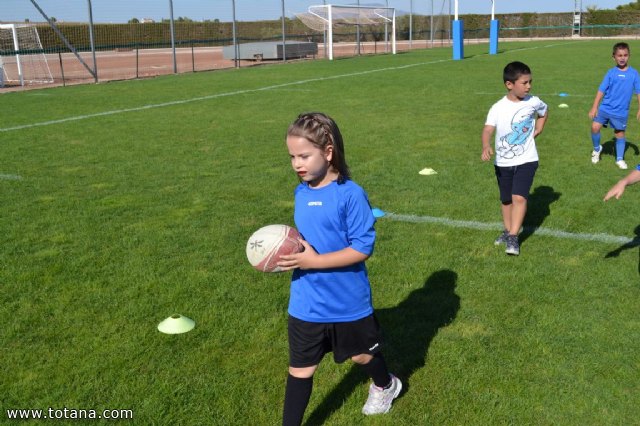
left=277, top=239, right=317, bottom=271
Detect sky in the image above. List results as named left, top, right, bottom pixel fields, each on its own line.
left=1, top=0, right=632, bottom=24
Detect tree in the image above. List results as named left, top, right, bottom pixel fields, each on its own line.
left=616, top=1, right=640, bottom=10
left=128, top=18, right=140, bottom=24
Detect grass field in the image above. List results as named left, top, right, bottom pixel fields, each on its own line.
left=1, top=39, right=639, bottom=425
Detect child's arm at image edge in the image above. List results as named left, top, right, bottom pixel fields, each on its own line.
left=604, top=169, right=640, bottom=201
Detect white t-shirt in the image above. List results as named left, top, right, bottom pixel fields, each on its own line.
left=485, top=95, right=547, bottom=167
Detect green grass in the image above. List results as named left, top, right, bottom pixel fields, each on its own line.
left=1, top=40, right=639, bottom=425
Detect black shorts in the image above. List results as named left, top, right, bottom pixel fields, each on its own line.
left=288, top=314, right=384, bottom=368
left=494, top=161, right=538, bottom=204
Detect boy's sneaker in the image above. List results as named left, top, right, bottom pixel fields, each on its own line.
left=505, top=235, right=520, bottom=256
left=362, top=374, right=402, bottom=415
left=616, top=160, right=628, bottom=170
left=494, top=229, right=509, bottom=246
left=591, top=147, right=602, bottom=164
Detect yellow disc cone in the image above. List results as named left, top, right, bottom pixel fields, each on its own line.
left=157, top=314, right=195, bottom=334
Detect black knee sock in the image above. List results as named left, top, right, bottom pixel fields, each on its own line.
left=282, top=374, right=313, bottom=426
left=360, top=353, right=391, bottom=389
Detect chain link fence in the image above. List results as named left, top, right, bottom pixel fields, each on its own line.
left=2, top=1, right=640, bottom=90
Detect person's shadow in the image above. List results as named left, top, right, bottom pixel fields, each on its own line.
left=605, top=224, right=640, bottom=276
left=520, top=185, right=561, bottom=245
left=304, top=270, right=460, bottom=425
left=601, top=138, right=640, bottom=161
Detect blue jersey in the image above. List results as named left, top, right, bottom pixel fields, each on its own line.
left=598, top=66, right=640, bottom=117
left=288, top=179, right=375, bottom=323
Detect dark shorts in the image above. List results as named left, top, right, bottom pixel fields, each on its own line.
left=494, top=161, right=538, bottom=204
left=593, top=111, right=627, bottom=131
left=288, top=314, right=384, bottom=368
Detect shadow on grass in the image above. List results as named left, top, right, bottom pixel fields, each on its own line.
left=304, top=269, right=460, bottom=426
left=520, top=185, right=561, bottom=245
left=601, top=138, right=640, bottom=162
left=605, top=224, right=640, bottom=276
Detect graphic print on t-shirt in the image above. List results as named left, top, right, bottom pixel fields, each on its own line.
left=497, top=106, right=534, bottom=160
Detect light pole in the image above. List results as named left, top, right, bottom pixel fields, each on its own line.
left=231, top=0, right=239, bottom=67
left=169, top=0, right=177, bottom=73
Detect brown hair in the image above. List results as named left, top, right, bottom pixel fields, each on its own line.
left=286, top=112, right=351, bottom=183
left=613, top=42, right=630, bottom=55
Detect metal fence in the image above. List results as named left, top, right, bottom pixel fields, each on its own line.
left=2, top=1, right=640, bottom=91
left=0, top=0, right=458, bottom=89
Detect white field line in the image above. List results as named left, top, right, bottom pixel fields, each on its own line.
left=1, top=40, right=582, bottom=133
left=0, top=173, right=23, bottom=180
left=0, top=58, right=451, bottom=133
left=475, top=92, right=592, bottom=97
left=386, top=212, right=637, bottom=245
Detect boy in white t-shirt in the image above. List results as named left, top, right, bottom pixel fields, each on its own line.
left=481, top=61, right=549, bottom=256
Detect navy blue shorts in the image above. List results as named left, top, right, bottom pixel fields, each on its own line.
left=288, top=314, right=384, bottom=367
left=494, top=161, right=538, bottom=204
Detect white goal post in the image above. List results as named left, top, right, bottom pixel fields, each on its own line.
left=0, top=23, right=54, bottom=87
left=297, top=4, right=396, bottom=60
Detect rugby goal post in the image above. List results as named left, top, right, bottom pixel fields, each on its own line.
left=0, top=23, right=54, bottom=87
left=297, top=4, right=396, bottom=60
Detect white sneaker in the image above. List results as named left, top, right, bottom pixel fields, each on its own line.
left=616, top=160, right=628, bottom=170
left=591, top=148, right=602, bottom=164
left=362, top=375, right=402, bottom=415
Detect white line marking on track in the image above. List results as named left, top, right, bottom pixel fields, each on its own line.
left=386, top=212, right=637, bottom=245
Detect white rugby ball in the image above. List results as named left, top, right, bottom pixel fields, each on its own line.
left=246, top=224, right=303, bottom=272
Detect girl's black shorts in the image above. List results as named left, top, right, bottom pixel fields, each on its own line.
left=288, top=314, right=384, bottom=368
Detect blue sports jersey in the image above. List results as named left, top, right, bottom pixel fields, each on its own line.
left=598, top=66, right=640, bottom=117
left=288, top=179, right=375, bottom=323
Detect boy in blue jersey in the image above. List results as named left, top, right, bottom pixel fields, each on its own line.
left=589, top=42, right=640, bottom=169
left=278, top=112, right=401, bottom=425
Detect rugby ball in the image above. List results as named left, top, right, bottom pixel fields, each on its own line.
left=246, top=224, right=303, bottom=272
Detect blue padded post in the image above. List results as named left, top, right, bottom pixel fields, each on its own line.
left=489, top=19, right=499, bottom=55
left=452, top=19, right=464, bottom=60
